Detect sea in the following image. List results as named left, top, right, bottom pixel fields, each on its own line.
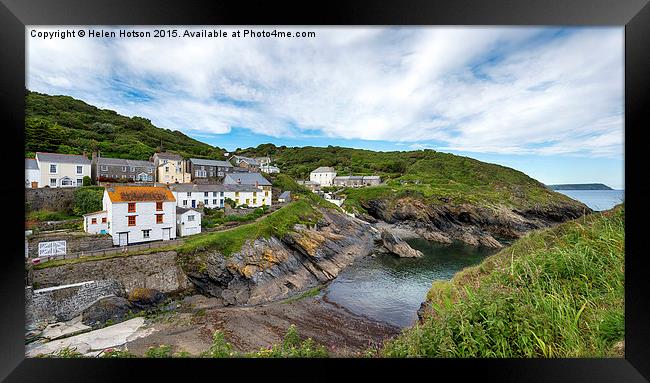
left=555, top=189, right=624, bottom=211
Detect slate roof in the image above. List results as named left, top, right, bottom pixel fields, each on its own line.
left=168, top=183, right=260, bottom=193
left=25, top=158, right=39, bottom=170
left=279, top=191, right=291, bottom=199
left=106, top=186, right=175, bottom=202
left=154, top=152, right=183, bottom=160
left=82, top=210, right=107, bottom=217
left=96, top=157, right=154, bottom=167
left=189, top=158, right=233, bottom=167
left=36, top=152, right=91, bottom=164
left=176, top=206, right=200, bottom=215
left=311, top=166, right=336, bottom=173
left=223, top=172, right=271, bottom=186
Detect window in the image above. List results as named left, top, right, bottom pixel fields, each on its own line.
left=188, top=215, right=195, bottom=222
left=253, top=192, right=257, bottom=197
left=101, top=165, right=108, bottom=171
left=165, top=166, right=169, bottom=172
left=50, top=178, right=57, bottom=187
left=156, top=214, right=163, bottom=224
left=142, top=229, right=150, bottom=239
left=195, top=170, right=207, bottom=177
left=122, top=166, right=127, bottom=172
left=49, top=164, right=57, bottom=173
left=183, top=200, right=187, bottom=206
left=213, top=192, right=217, bottom=197
left=265, top=191, right=269, bottom=197
left=102, top=217, right=107, bottom=223
left=76, top=165, right=83, bottom=174
left=77, top=179, right=83, bottom=186
left=204, top=192, right=209, bottom=197
left=246, top=199, right=250, bottom=205
left=235, top=192, right=240, bottom=197
left=220, top=192, right=224, bottom=197
left=235, top=198, right=240, bottom=204
left=187, top=192, right=192, bottom=196
left=128, top=202, right=136, bottom=212
left=253, top=199, right=257, bottom=204
left=128, top=216, right=136, bottom=226
left=130, top=166, right=135, bottom=172
left=156, top=201, right=163, bottom=211
left=204, top=199, right=208, bottom=205
left=91, top=218, right=97, bottom=224
left=61, top=178, right=73, bottom=186
left=212, top=199, right=217, bottom=205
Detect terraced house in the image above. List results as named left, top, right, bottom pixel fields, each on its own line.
left=168, top=183, right=270, bottom=209
left=152, top=152, right=192, bottom=184
left=91, top=154, right=155, bottom=183
left=34, top=152, right=91, bottom=188
left=188, top=158, right=233, bottom=180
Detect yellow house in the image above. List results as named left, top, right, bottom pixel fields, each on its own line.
left=157, top=160, right=191, bottom=184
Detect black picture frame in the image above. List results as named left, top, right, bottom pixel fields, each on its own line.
left=1, top=0, right=648, bottom=381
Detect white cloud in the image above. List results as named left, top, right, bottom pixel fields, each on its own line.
left=26, top=26, right=623, bottom=158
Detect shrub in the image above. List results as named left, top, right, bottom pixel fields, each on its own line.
left=82, top=175, right=92, bottom=186
left=144, top=345, right=172, bottom=358
left=206, top=330, right=236, bottom=358
left=72, top=187, right=103, bottom=216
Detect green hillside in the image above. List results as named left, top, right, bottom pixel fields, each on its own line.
left=25, top=90, right=225, bottom=160
left=381, top=205, right=625, bottom=357
left=238, top=144, right=579, bottom=208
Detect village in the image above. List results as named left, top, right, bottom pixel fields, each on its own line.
left=25, top=151, right=382, bottom=260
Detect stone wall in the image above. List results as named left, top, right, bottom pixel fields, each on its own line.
left=27, top=232, right=114, bottom=258
left=32, top=251, right=192, bottom=294
left=26, top=280, right=124, bottom=327
left=25, top=187, right=77, bottom=212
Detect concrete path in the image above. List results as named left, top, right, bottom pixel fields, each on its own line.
left=26, top=317, right=156, bottom=357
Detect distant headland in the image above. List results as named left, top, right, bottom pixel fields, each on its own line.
left=546, top=183, right=614, bottom=191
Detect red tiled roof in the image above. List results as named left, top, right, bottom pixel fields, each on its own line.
left=106, top=186, right=176, bottom=203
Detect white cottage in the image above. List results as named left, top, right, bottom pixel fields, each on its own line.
left=103, top=185, right=177, bottom=246
left=176, top=207, right=201, bottom=237
left=310, top=166, right=337, bottom=187
left=35, top=152, right=91, bottom=188
left=83, top=210, right=108, bottom=234
left=169, top=183, right=270, bottom=209
left=25, top=158, right=40, bottom=188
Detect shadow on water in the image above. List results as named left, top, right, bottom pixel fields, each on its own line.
left=324, top=239, right=499, bottom=328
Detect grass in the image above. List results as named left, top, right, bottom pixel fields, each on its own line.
left=281, top=285, right=324, bottom=304
left=177, top=200, right=321, bottom=271
left=202, top=206, right=269, bottom=228
left=380, top=204, right=625, bottom=358
left=26, top=209, right=79, bottom=222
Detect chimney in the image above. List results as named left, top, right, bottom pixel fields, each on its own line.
left=255, top=181, right=259, bottom=188
left=237, top=178, right=241, bottom=185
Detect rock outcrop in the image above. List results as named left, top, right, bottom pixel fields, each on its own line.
left=182, top=207, right=377, bottom=306
left=360, top=197, right=590, bottom=248
left=380, top=230, right=423, bottom=258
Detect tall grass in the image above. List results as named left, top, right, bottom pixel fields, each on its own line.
left=381, top=205, right=625, bottom=357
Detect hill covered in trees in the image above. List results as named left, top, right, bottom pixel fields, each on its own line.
left=25, top=90, right=226, bottom=160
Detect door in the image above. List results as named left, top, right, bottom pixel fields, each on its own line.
left=162, top=228, right=171, bottom=241
left=31, top=181, right=38, bottom=188
left=191, top=200, right=196, bottom=208
left=118, top=233, right=128, bottom=246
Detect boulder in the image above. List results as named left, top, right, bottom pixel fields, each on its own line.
left=81, top=296, right=133, bottom=328
left=127, top=287, right=166, bottom=309
left=380, top=230, right=423, bottom=258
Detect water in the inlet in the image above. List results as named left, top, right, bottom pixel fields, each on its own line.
left=556, top=190, right=624, bottom=211
left=324, top=239, right=498, bottom=328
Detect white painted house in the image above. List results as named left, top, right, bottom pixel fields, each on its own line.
left=83, top=210, right=108, bottom=234
left=176, top=207, right=201, bottom=237
left=103, top=185, right=177, bottom=246
left=25, top=158, right=40, bottom=188
left=35, top=152, right=92, bottom=188
left=169, top=183, right=270, bottom=209
left=310, top=166, right=337, bottom=187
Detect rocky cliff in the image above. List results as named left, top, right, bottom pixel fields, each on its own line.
left=357, top=196, right=590, bottom=248
left=179, top=207, right=377, bottom=306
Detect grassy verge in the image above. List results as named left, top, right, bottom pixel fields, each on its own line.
left=178, top=200, right=321, bottom=260
left=26, top=209, right=80, bottom=222
left=31, top=244, right=178, bottom=270
left=381, top=205, right=625, bottom=357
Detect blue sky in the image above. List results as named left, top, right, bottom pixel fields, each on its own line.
left=26, top=26, right=624, bottom=188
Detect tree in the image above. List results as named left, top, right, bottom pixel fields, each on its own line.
left=82, top=176, right=92, bottom=186
left=72, top=188, right=103, bottom=216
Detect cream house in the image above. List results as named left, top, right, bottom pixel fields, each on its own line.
left=309, top=166, right=337, bottom=187
left=152, top=152, right=191, bottom=184
left=35, top=152, right=91, bottom=188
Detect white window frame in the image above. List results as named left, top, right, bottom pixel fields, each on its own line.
left=101, top=165, right=108, bottom=171
left=183, top=200, right=187, bottom=206
left=76, top=165, right=83, bottom=174
left=49, top=178, right=57, bottom=187
left=142, top=229, right=151, bottom=239
left=188, top=215, right=195, bottom=222
left=76, top=178, right=83, bottom=186
left=49, top=164, right=57, bottom=174
left=122, top=166, right=127, bottom=172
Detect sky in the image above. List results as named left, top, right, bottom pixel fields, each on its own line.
left=26, top=26, right=624, bottom=189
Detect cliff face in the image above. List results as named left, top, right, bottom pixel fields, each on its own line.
left=358, top=197, right=590, bottom=248
left=182, top=208, right=377, bottom=306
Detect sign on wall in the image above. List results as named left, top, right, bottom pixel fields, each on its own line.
left=38, top=240, right=67, bottom=258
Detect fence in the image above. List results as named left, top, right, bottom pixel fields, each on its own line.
left=34, top=238, right=183, bottom=263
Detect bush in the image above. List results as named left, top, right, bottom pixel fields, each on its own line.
left=205, top=330, right=236, bottom=358
left=144, top=345, right=172, bottom=358
left=82, top=175, right=92, bottom=186
left=72, top=187, right=103, bottom=216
